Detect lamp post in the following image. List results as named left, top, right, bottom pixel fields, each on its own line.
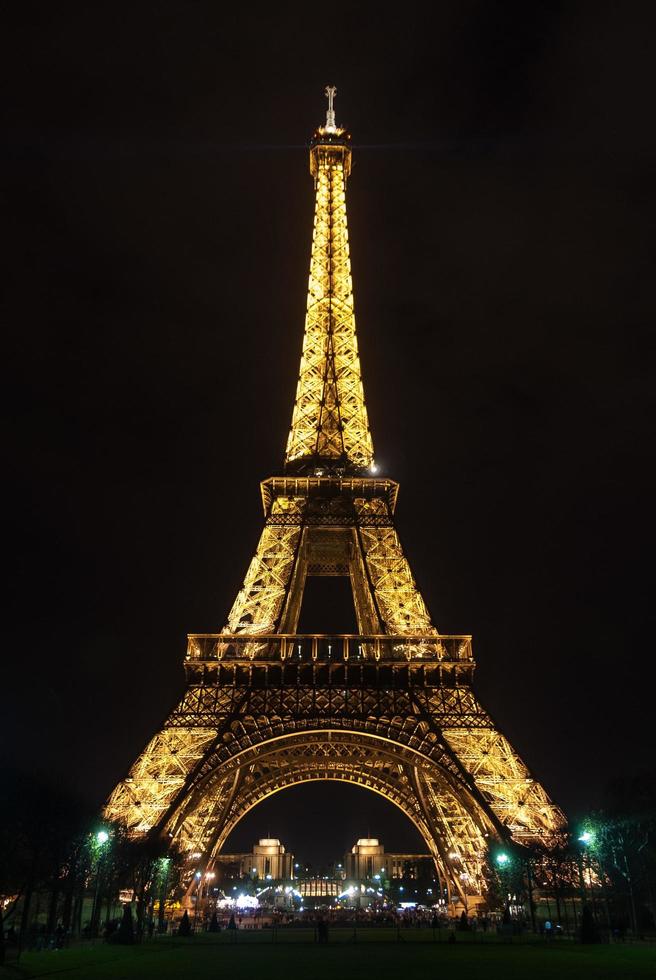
left=576, top=826, right=605, bottom=942
left=90, top=830, right=110, bottom=937
left=577, top=830, right=594, bottom=905
left=193, top=872, right=202, bottom=932
left=526, top=853, right=537, bottom=933
left=157, top=857, right=171, bottom=933
left=493, top=849, right=514, bottom=926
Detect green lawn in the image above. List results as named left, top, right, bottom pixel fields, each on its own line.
left=4, top=933, right=656, bottom=980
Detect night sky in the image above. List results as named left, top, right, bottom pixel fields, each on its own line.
left=4, top=4, right=655, bottom=867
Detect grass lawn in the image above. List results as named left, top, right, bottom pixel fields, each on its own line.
left=4, top=932, right=656, bottom=979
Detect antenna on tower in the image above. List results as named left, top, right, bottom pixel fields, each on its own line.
left=324, top=85, right=337, bottom=132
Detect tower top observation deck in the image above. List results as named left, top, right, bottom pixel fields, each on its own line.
left=309, top=84, right=352, bottom=176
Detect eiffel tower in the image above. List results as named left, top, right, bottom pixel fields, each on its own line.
left=105, top=88, right=566, bottom=906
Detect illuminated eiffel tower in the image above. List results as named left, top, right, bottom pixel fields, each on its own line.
left=105, top=88, right=566, bottom=905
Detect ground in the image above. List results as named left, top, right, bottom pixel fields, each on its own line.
left=3, top=932, right=656, bottom=980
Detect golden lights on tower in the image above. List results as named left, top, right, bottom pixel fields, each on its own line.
left=103, top=89, right=567, bottom=907
left=285, top=86, right=373, bottom=473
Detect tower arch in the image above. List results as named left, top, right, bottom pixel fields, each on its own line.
left=214, top=777, right=453, bottom=901
left=161, top=727, right=498, bottom=904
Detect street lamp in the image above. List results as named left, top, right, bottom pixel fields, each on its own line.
left=576, top=826, right=597, bottom=914
left=193, top=872, right=203, bottom=930
left=157, top=857, right=171, bottom=933
left=492, top=849, right=518, bottom=926
left=91, top=830, right=110, bottom=936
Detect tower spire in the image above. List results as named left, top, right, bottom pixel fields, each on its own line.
left=285, top=88, right=374, bottom=475
left=324, top=84, right=337, bottom=132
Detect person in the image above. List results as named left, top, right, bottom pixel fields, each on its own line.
left=317, top=916, right=328, bottom=943
left=177, top=910, right=192, bottom=937
left=580, top=904, right=599, bottom=944
left=227, top=914, right=237, bottom=930
left=544, top=919, right=553, bottom=939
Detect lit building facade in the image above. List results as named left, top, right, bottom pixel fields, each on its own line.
left=214, top=838, right=293, bottom=883
left=252, top=838, right=293, bottom=880
left=298, top=878, right=341, bottom=899
left=345, top=838, right=386, bottom=880
left=345, top=838, right=433, bottom=883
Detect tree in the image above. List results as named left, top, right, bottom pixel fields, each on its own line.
left=0, top=768, right=95, bottom=945
left=577, top=773, right=656, bottom=937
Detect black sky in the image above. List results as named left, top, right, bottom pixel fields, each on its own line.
left=3, top=3, right=655, bottom=864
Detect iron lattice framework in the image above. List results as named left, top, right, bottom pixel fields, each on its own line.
left=285, top=129, right=373, bottom=472
left=105, top=91, right=566, bottom=905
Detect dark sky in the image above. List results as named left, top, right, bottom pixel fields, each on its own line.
left=4, top=3, right=655, bottom=866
